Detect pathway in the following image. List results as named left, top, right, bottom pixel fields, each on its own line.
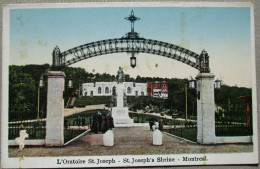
left=130, top=111, right=195, bottom=122
left=64, top=104, right=108, bottom=117
left=9, top=126, right=252, bottom=157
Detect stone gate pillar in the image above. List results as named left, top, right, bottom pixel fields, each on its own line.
left=46, top=71, right=66, bottom=146
left=196, top=73, right=216, bottom=144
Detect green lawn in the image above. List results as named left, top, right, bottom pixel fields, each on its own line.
left=9, top=128, right=45, bottom=140
left=64, top=129, right=86, bottom=143
left=65, top=109, right=107, bottom=119
left=164, top=126, right=253, bottom=143
left=215, top=126, right=253, bottom=136
left=9, top=127, right=86, bottom=144
left=74, top=96, right=110, bottom=107
left=64, top=109, right=108, bottom=126
left=9, top=121, right=46, bottom=127
left=163, top=128, right=197, bottom=142
left=64, top=109, right=109, bottom=143
left=129, top=112, right=188, bottom=126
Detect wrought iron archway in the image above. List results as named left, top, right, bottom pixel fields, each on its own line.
left=52, top=10, right=210, bottom=73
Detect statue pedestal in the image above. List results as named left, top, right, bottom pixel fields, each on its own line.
left=116, top=84, right=125, bottom=107
left=112, top=83, right=134, bottom=124
left=112, top=107, right=134, bottom=124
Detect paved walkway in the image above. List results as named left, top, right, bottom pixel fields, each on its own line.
left=64, top=104, right=108, bottom=117
left=130, top=111, right=195, bottom=122
left=9, top=126, right=252, bottom=157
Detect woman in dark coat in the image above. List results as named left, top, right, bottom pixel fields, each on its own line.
left=149, top=119, right=154, bottom=131
left=107, top=115, right=114, bottom=130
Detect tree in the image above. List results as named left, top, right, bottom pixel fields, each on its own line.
left=8, top=64, right=252, bottom=121
left=9, top=70, right=37, bottom=121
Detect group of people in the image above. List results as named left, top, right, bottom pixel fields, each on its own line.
left=149, top=119, right=163, bottom=131
left=91, top=110, right=163, bottom=133
left=91, top=112, right=114, bottom=134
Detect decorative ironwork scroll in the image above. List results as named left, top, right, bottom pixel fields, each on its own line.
left=52, top=38, right=210, bottom=73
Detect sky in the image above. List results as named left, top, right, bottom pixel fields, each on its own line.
left=9, top=6, right=253, bottom=88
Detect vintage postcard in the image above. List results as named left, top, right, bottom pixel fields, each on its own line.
left=1, top=1, right=258, bottom=168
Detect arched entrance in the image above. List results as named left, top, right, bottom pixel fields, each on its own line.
left=46, top=10, right=216, bottom=146
left=52, top=38, right=210, bottom=74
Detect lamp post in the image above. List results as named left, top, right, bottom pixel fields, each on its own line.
left=67, top=79, right=74, bottom=97
left=187, top=78, right=221, bottom=121
left=68, top=79, right=73, bottom=88
left=37, top=76, right=44, bottom=120
left=130, top=53, right=136, bottom=68
left=64, top=79, right=75, bottom=108
left=185, top=79, right=196, bottom=120
left=185, top=84, right=188, bottom=120
left=215, top=79, right=221, bottom=89
left=214, top=79, right=222, bottom=110
left=78, top=82, right=81, bottom=97
left=188, top=80, right=196, bottom=89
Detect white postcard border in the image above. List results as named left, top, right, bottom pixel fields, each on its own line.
left=1, top=1, right=258, bottom=168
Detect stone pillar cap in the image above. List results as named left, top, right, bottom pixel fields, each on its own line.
left=196, top=73, right=215, bottom=79
left=46, top=71, right=66, bottom=78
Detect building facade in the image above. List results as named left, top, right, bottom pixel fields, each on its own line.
left=82, top=82, right=147, bottom=96
left=147, top=82, right=168, bottom=99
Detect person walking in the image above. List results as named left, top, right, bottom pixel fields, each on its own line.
left=159, top=120, right=163, bottom=131
left=107, top=115, right=114, bottom=130
left=149, top=119, right=154, bottom=131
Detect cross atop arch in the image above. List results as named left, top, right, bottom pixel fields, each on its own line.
left=125, top=10, right=140, bottom=33
left=52, top=10, right=210, bottom=73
